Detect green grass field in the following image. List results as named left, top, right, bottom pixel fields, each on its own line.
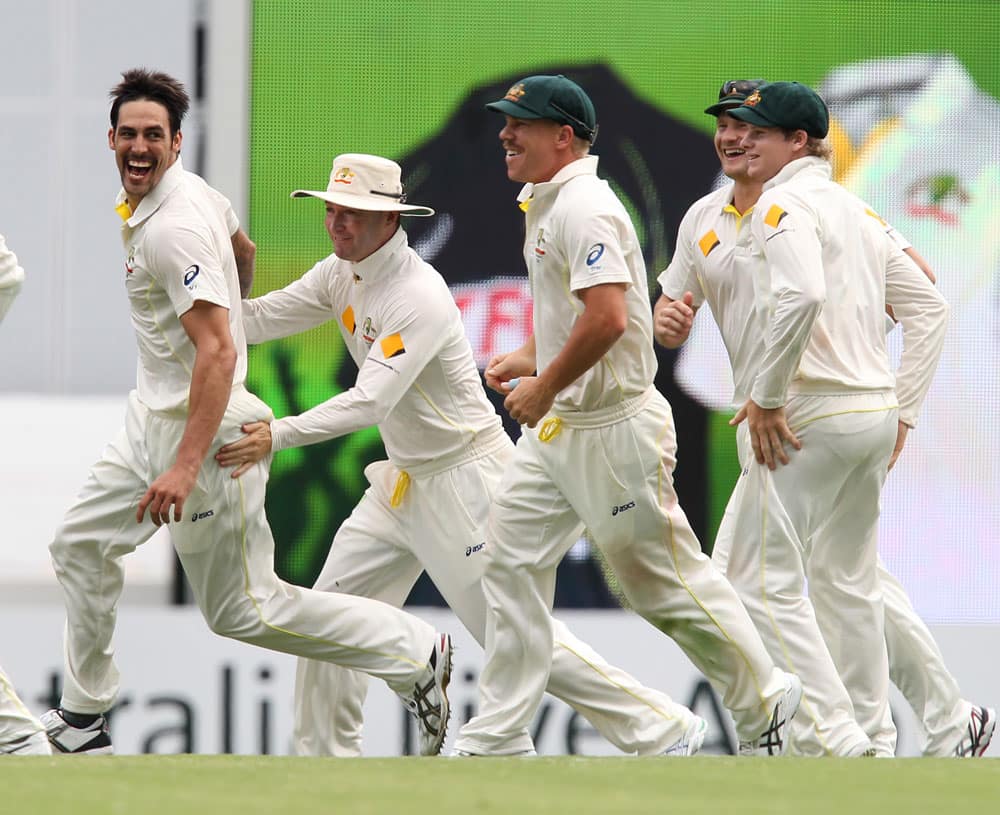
left=1, top=756, right=997, bottom=815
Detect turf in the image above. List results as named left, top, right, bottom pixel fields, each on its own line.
left=1, top=756, right=996, bottom=815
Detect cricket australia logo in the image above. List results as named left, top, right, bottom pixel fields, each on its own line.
left=534, top=227, right=546, bottom=257
left=125, top=247, right=136, bottom=276
left=362, top=316, right=376, bottom=344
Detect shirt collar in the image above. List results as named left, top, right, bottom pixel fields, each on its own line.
left=348, top=226, right=408, bottom=282
left=114, top=157, right=185, bottom=227
left=516, top=154, right=600, bottom=207
left=762, top=155, right=831, bottom=192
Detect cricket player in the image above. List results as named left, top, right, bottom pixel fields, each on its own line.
left=42, top=70, right=452, bottom=756
left=217, top=152, right=708, bottom=757
left=0, top=234, right=52, bottom=756
left=663, top=80, right=948, bottom=757
left=656, top=80, right=995, bottom=758
left=452, top=74, right=801, bottom=758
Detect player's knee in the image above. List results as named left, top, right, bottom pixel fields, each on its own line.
left=200, top=596, right=264, bottom=641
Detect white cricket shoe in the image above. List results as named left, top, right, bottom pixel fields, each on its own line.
left=40, top=709, right=113, bottom=755
left=400, top=633, right=453, bottom=756
left=663, top=715, right=708, bottom=756
left=954, top=706, right=996, bottom=757
left=739, top=673, right=802, bottom=756
left=0, top=730, right=52, bottom=755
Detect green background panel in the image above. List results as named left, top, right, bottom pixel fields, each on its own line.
left=249, top=0, right=1000, bottom=590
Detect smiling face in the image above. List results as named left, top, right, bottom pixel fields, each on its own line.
left=498, top=115, right=575, bottom=184
left=324, top=203, right=397, bottom=262
left=108, top=99, right=181, bottom=208
left=739, top=124, right=808, bottom=182
left=714, top=112, right=753, bottom=180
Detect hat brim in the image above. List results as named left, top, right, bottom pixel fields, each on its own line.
left=290, top=189, right=434, bottom=216
left=485, top=99, right=545, bottom=120
left=704, top=99, right=747, bottom=116
left=726, top=106, right=779, bottom=128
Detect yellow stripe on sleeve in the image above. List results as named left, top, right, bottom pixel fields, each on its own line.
left=698, top=229, right=721, bottom=257
left=381, top=332, right=406, bottom=359
left=764, top=204, right=788, bottom=228
left=864, top=207, right=887, bottom=227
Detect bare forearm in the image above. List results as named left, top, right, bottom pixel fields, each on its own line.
left=537, top=308, right=624, bottom=395
left=177, top=344, right=237, bottom=472
left=232, top=230, right=257, bottom=298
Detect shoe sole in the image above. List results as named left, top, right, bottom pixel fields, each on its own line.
left=49, top=742, right=114, bottom=755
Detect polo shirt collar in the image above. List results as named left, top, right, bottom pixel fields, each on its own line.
left=762, top=155, right=831, bottom=192
left=516, top=154, right=600, bottom=207
left=115, top=157, right=185, bottom=227
left=348, top=226, right=408, bottom=283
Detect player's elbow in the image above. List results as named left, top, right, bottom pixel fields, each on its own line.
left=209, top=340, right=238, bottom=381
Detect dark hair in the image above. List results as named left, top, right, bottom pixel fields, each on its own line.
left=109, top=69, right=190, bottom=137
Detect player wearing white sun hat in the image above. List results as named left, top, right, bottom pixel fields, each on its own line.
left=220, top=151, right=710, bottom=757
left=43, top=72, right=453, bottom=757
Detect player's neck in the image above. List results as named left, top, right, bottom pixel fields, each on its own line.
left=732, top=179, right=763, bottom=215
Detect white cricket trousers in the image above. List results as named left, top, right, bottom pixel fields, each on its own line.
left=879, top=564, right=969, bottom=755
left=0, top=664, right=45, bottom=744
left=49, top=389, right=438, bottom=715
left=714, top=391, right=898, bottom=757
left=294, top=427, right=697, bottom=756
left=453, top=388, right=787, bottom=755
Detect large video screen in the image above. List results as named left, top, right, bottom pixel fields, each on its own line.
left=249, top=0, right=1000, bottom=622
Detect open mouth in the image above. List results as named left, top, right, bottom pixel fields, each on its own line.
left=126, top=159, right=153, bottom=182
left=723, top=148, right=746, bottom=158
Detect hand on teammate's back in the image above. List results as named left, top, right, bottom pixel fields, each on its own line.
left=216, top=420, right=274, bottom=478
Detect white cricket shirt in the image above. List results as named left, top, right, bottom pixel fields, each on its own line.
left=749, top=156, right=948, bottom=426
left=0, top=232, right=25, bottom=324
left=242, top=227, right=503, bottom=469
left=118, top=159, right=247, bottom=412
left=519, top=155, right=656, bottom=412
left=658, top=184, right=764, bottom=406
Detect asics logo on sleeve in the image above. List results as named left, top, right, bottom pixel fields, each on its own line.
left=465, top=542, right=486, bottom=556
left=586, top=243, right=605, bottom=265
left=183, top=264, right=200, bottom=287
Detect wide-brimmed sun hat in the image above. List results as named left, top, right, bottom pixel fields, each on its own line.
left=291, top=153, right=434, bottom=216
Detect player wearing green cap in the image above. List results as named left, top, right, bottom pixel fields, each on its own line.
left=453, top=74, right=801, bottom=758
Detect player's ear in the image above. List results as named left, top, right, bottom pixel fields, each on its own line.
left=108, top=127, right=115, bottom=150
